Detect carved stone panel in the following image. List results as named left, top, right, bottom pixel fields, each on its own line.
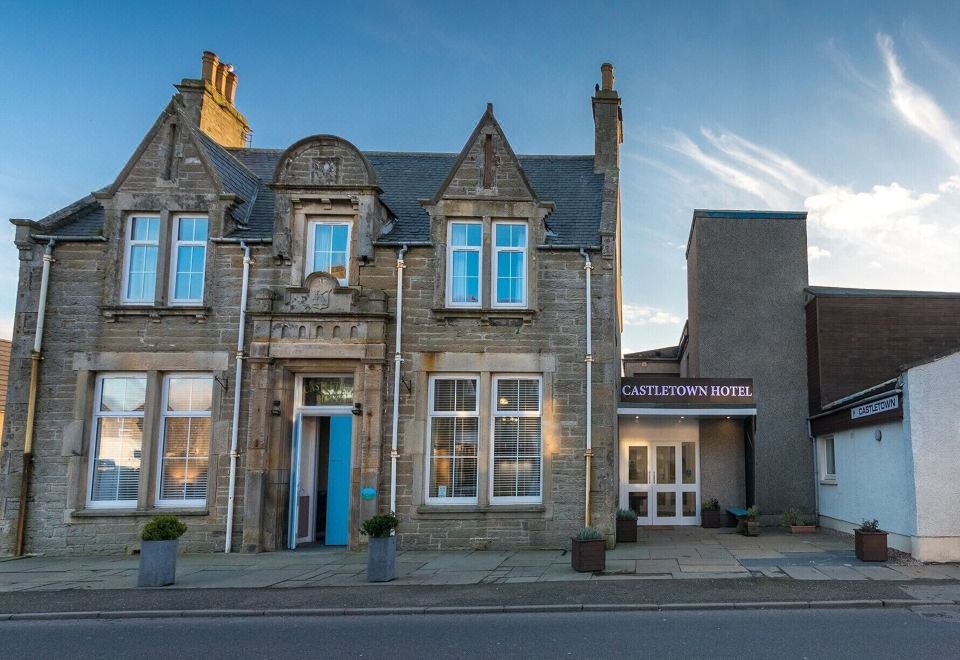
left=310, top=157, right=340, bottom=185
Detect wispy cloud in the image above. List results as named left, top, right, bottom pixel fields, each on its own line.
left=622, top=304, right=682, bottom=327
left=666, top=132, right=791, bottom=208
left=807, top=246, right=831, bottom=261
left=877, top=33, right=960, bottom=166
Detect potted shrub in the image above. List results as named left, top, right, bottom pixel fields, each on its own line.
left=361, top=512, right=400, bottom=582
left=615, top=508, right=638, bottom=543
left=782, top=508, right=816, bottom=534
left=571, top=527, right=606, bottom=572
left=701, top=498, right=724, bottom=528
left=138, top=515, right=187, bottom=587
left=855, top=519, right=888, bottom=562
left=743, top=505, right=761, bottom=536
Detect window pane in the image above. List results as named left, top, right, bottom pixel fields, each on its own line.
left=681, top=442, right=696, bottom=484
left=132, top=217, right=159, bottom=241
left=628, top=446, right=648, bottom=484
left=496, top=379, right=539, bottom=412
left=825, top=438, right=836, bottom=475
left=159, top=417, right=210, bottom=501
left=100, top=377, right=146, bottom=412
left=629, top=492, right=648, bottom=517
left=331, top=225, right=348, bottom=252
left=432, top=379, right=477, bottom=412
left=451, top=222, right=481, bottom=247
left=495, top=223, right=526, bottom=247
left=451, top=251, right=479, bottom=303
left=682, top=492, right=697, bottom=517
left=90, top=417, right=142, bottom=503
left=656, top=445, right=676, bottom=485
left=127, top=245, right=157, bottom=301
left=167, top=376, right=213, bottom=412
left=312, top=224, right=349, bottom=282
left=493, top=413, right=542, bottom=498
left=429, top=417, right=478, bottom=498
left=178, top=218, right=193, bottom=241
left=496, top=250, right=524, bottom=304
left=657, top=492, right=676, bottom=518
left=302, top=376, right=354, bottom=406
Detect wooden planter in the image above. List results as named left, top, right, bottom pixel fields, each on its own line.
left=743, top=520, right=760, bottom=537
left=571, top=538, right=606, bottom=572
left=616, top=518, right=638, bottom=543
left=855, top=530, right=888, bottom=562
left=790, top=524, right=816, bottom=534
left=701, top=509, right=725, bottom=529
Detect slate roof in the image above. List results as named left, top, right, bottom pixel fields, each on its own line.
left=27, top=143, right=605, bottom=248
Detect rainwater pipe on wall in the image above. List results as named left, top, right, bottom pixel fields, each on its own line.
left=224, top=241, right=252, bottom=553
left=580, top=249, right=593, bottom=528
left=388, top=245, right=408, bottom=514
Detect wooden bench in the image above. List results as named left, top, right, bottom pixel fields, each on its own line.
left=726, top=507, right=748, bottom=530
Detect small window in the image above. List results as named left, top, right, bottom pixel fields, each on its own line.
left=447, top=222, right=482, bottom=307
left=821, top=436, right=836, bottom=482
left=493, top=223, right=527, bottom=307
left=170, top=216, right=208, bottom=304
left=491, top=377, right=542, bottom=503
left=88, top=375, right=147, bottom=507
left=122, top=217, right=160, bottom=304
left=308, top=221, right=351, bottom=285
left=427, top=377, right=479, bottom=503
left=157, top=375, right=213, bottom=506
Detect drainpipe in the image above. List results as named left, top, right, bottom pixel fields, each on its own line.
left=580, top=249, right=593, bottom=528
left=807, top=419, right=820, bottom=525
left=389, top=245, right=408, bottom=514
left=224, top=241, right=251, bottom=553
left=14, top=239, right=55, bottom=556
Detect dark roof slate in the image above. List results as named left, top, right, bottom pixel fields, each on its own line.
left=30, top=145, right=604, bottom=247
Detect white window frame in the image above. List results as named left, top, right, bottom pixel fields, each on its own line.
left=121, top=215, right=160, bottom=305
left=306, top=219, right=352, bottom=286
left=155, top=373, right=213, bottom=508
left=425, top=374, right=480, bottom=505
left=489, top=375, right=543, bottom=505
left=86, top=373, right=147, bottom=509
left=446, top=221, right=483, bottom=308
left=820, top=435, right=837, bottom=483
left=491, top=221, right=527, bottom=308
left=168, top=215, right=208, bottom=305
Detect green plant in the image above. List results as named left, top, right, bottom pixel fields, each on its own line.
left=360, top=513, right=400, bottom=538
left=781, top=508, right=806, bottom=527
left=745, top=505, right=760, bottom=521
left=574, top=527, right=604, bottom=541
left=616, top=508, right=638, bottom=521
left=141, top=515, right=187, bottom=542
left=702, top=498, right=720, bottom=511
left=859, top=519, right=881, bottom=533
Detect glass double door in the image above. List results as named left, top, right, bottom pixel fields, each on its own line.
left=621, top=440, right=699, bottom=525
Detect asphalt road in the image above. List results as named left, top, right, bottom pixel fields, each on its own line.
left=3, top=607, right=960, bottom=660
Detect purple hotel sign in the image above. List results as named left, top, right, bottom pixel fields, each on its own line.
left=620, top=377, right=754, bottom=406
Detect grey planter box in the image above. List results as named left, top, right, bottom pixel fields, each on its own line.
left=367, top=536, right=396, bottom=582
left=138, top=540, right=178, bottom=587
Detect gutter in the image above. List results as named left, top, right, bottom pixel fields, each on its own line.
left=15, top=239, right=56, bottom=555
left=224, top=242, right=252, bottom=553
left=389, top=245, right=408, bottom=513
left=580, top=249, right=593, bottom=528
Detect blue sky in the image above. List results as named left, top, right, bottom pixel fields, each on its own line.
left=2, top=1, right=960, bottom=352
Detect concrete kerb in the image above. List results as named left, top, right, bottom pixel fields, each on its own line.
left=2, top=599, right=958, bottom=621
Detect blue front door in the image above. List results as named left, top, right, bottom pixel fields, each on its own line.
left=324, top=415, right=352, bottom=546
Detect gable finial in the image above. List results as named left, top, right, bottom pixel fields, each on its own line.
left=486, top=102, right=493, bottom=114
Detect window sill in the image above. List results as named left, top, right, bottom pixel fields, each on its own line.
left=101, top=305, right=210, bottom=323
left=416, top=504, right=545, bottom=519
left=819, top=479, right=838, bottom=486
left=431, top=307, right=536, bottom=325
left=71, top=507, right=210, bottom=518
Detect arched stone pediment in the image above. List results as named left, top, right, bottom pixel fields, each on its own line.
left=272, top=135, right=378, bottom=187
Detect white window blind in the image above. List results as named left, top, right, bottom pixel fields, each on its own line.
left=492, top=377, right=542, bottom=502
left=427, top=377, right=479, bottom=503
left=157, top=375, right=213, bottom=506
left=170, top=216, right=208, bottom=303
left=89, top=375, right=146, bottom=507
left=123, top=217, right=159, bottom=303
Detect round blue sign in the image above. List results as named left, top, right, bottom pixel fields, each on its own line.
left=360, top=487, right=377, bottom=501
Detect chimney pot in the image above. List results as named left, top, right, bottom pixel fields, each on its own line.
left=600, top=63, right=615, bottom=91
left=201, top=51, right=218, bottom=84
left=214, top=62, right=229, bottom=96
left=224, top=70, right=238, bottom=105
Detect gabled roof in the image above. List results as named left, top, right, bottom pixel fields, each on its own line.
left=22, top=139, right=605, bottom=247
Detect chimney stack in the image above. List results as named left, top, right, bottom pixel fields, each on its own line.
left=175, top=50, right=251, bottom=148
left=592, top=62, right=622, bottom=173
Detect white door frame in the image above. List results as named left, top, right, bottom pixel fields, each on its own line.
left=620, top=432, right=701, bottom=526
